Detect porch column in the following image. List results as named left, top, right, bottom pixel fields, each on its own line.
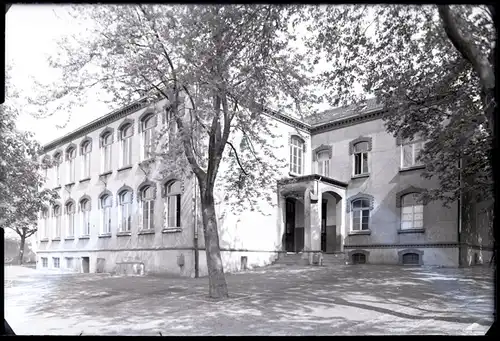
left=339, top=195, right=346, bottom=252
left=303, top=188, right=311, bottom=258
left=310, top=190, right=322, bottom=264
left=277, top=193, right=286, bottom=252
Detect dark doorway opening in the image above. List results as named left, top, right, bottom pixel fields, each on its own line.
left=402, top=253, right=419, bottom=265
left=82, top=257, right=90, bottom=273
left=321, top=199, right=327, bottom=252
left=285, top=199, right=295, bottom=252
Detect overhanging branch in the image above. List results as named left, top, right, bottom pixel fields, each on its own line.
left=227, top=142, right=248, bottom=176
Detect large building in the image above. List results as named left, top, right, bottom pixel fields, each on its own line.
left=35, top=97, right=493, bottom=276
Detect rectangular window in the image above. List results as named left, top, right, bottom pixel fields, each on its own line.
left=143, top=130, right=153, bottom=160
left=55, top=216, right=61, bottom=238
left=120, top=204, right=132, bottom=231
left=42, top=257, right=48, bottom=268
left=103, top=145, right=112, bottom=172
left=102, top=207, right=111, bottom=233
left=67, top=214, right=74, bottom=237
left=401, top=141, right=423, bottom=168
left=53, top=257, right=60, bottom=268
left=55, top=164, right=61, bottom=186
left=121, top=138, right=132, bottom=167
left=354, top=152, right=368, bottom=175
left=82, top=211, right=90, bottom=235
left=142, top=201, right=154, bottom=230
left=401, top=205, right=424, bottom=229
left=66, top=257, right=73, bottom=269
left=68, top=159, right=75, bottom=183
left=167, top=195, right=181, bottom=228
left=82, top=154, right=90, bottom=178
left=352, top=210, right=370, bottom=231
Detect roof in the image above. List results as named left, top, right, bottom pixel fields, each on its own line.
left=304, top=98, right=383, bottom=126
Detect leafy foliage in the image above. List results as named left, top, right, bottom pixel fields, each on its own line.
left=1, top=68, right=59, bottom=263
left=306, top=4, right=495, bottom=207
left=25, top=5, right=314, bottom=298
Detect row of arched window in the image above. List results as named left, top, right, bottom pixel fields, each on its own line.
left=39, top=180, right=182, bottom=240
left=42, top=110, right=176, bottom=188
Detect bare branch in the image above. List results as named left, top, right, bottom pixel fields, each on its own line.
left=226, top=141, right=248, bottom=176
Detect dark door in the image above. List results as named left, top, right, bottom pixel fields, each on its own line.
left=82, top=257, right=90, bottom=273
left=285, top=199, right=295, bottom=252
left=321, top=200, right=327, bottom=252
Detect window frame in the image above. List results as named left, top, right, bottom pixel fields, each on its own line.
left=118, top=190, right=133, bottom=232
left=352, top=141, right=369, bottom=176
left=350, top=198, right=370, bottom=231
left=165, top=181, right=182, bottom=229
left=140, top=186, right=155, bottom=231
left=120, top=124, right=133, bottom=167
left=66, top=147, right=77, bottom=183
left=81, top=141, right=92, bottom=179
left=400, top=193, right=424, bottom=230
left=53, top=153, right=62, bottom=186
left=316, top=150, right=330, bottom=177
left=80, top=199, right=91, bottom=236
left=53, top=257, right=60, bottom=269
left=141, top=115, right=155, bottom=161
left=53, top=205, right=61, bottom=238
left=400, top=139, right=424, bottom=169
left=65, top=202, right=75, bottom=237
left=101, top=133, right=113, bottom=173
left=100, top=195, right=112, bottom=234
left=42, top=257, right=48, bottom=268
left=289, top=136, right=305, bottom=175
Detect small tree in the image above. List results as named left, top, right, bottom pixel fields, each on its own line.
left=27, top=5, right=314, bottom=298
left=306, top=4, right=495, bottom=207
left=1, top=68, right=59, bottom=264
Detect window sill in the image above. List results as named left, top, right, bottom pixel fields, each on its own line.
left=162, top=227, right=182, bottom=234
left=288, top=172, right=302, bottom=178
left=138, top=229, right=155, bottom=235
left=79, top=177, right=91, bottom=183
left=79, top=235, right=90, bottom=239
left=65, top=236, right=75, bottom=240
left=65, top=182, right=75, bottom=187
left=398, top=228, right=425, bottom=234
left=117, top=165, right=133, bottom=172
left=99, top=171, right=113, bottom=177
left=52, top=237, right=61, bottom=241
left=351, top=173, right=370, bottom=180
left=348, top=230, right=371, bottom=236
left=40, top=238, right=49, bottom=242
left=117, top=231, right=132, bottom=236
left=399, top=165, right=425, bottom=173
left=53, top=186, right=61, bottom=190
left=98, top=233, right=112, bottom=238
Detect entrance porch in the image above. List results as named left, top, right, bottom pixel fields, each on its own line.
left=277, top=174, right=347, bottom=265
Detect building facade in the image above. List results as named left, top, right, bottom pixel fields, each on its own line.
left=35, top=98, right=494, bottom=275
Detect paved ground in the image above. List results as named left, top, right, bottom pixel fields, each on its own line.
left=4, top=264, right=494, bottom=335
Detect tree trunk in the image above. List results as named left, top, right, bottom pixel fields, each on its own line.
left=200, top=186, right=229, bottom=300
left=18, top=234, right=26, bottom=265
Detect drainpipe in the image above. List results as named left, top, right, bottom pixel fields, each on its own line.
left=193, top=174, right=199, bottom=278
left=458, top=158, right=463, bottom=267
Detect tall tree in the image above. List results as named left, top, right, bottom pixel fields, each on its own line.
left=27, top=5, right=313, bottom=298
left=1, top=67, right=59, bottom=264
left=306, top=4, right=495, bottom=207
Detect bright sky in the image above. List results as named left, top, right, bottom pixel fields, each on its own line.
left=6, top=4, right=111, bottom=145
left=5, top=4, right=363, bottom=146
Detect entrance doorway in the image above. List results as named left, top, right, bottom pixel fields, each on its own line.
left=82, top=257, right=90, bottom=273
left=321, top=200, right=327, bottom=252
left=285, top=198, right=305, bottom=252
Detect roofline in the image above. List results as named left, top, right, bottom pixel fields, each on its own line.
left=278, top=174, right=348, bottom=188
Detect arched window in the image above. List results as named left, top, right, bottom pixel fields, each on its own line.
left=401, top=193, right=423, bottom=230
left=119, top=190, right=133, bottom=232
left=80, top=199, right=91, bottom=236
left=120, top=124, right=133, bottom=167
left=317, top=151, right=330, bottom=176
left=53, top=153, right=62, bottom=186
left=81, top=140, right=92, bottom=179
left=101, top=132, right=113, bottom=172
left=100, top=195, right=112, bottom=234
left=401, top=138, right=423, bottom=169
left=66, top=202, right=75, bottom=237
left=140, top=185, right=155, bottom=230
left=165, top=181, right=181, bottom=228
left=289, top=136, right=304, bottom=175
left=351, top=198, right=370, bottom=231
left=53, top=205, right=61, bottom=238
left=141, top=115, right=155, bottom=161
left=66, top=147, right=77, bottom=183
left=353, top=141, right=369, bottom=175
left=352, top=253, right=366, bottom=264
left=41, top=208, right=49, bottom=239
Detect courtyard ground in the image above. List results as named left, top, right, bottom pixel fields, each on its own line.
left=4, top=263, right=494, bottom=335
